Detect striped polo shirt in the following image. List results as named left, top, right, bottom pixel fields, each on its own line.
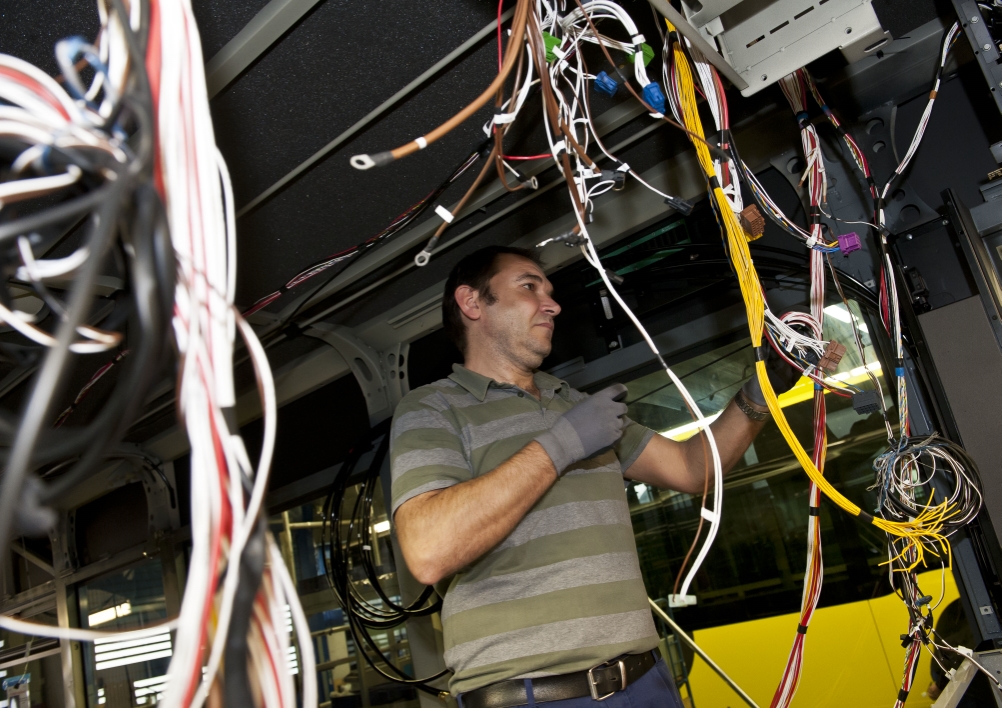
left=390, top=364, right=659, bottom=694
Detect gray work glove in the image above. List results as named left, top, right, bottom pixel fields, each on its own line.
left=535, top=384, right=629, bottom=475
left=742, top=346, right=801, bottom=406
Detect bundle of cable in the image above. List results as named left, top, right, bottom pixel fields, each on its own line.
left=146, top=1, right=315, bottom=705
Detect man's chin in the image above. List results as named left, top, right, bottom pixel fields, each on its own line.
left=527, top=340, right=552, bottom=366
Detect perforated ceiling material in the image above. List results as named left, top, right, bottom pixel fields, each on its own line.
left=1, top=0, right=99, bottom=75
left=211, top=0, right=501, bottom=305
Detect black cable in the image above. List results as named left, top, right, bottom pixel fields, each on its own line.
left=224, top=518, right=266, bottom=708
left=321, top=423, right=449, bottom=697
left=258, top=141, right=487, bottom=340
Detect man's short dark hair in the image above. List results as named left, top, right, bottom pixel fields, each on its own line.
left=442, top=245, right=543, bottom=355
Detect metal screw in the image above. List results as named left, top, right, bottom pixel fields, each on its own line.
left=986, top=43, right=994, bottom=51
left=973, top=15, right=980, bottom=23
left=761, top=74, right=768, bottom=81
left=906, top=234, right=913, bottom=240
left=845, top=27, right=852, bottom=34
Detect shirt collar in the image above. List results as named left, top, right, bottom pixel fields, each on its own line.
left=448, top=364, right=569, bottom=402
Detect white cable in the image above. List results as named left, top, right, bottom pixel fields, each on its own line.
left=576, top=227, right=722, bottom=598
left=0, top=616, right=178, bottom=642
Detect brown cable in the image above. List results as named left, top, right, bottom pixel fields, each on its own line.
left=430, top=142, right=500, bottom=242
left=387, top=0, right=531, bottom=162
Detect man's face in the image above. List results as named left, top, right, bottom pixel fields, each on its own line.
left=477, top=255, right=561, bottom=369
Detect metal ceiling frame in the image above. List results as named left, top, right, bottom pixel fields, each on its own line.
left=205, top=0, right=327, bottom=98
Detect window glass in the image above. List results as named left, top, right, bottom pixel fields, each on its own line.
left=78, top=559, right=170, bottom=706
left=624, top=298, right=895, bottom=630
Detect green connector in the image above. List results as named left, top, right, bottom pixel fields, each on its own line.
left=543, top=32, right=561, bottom=62
left=627, top=42, right=655, bottom=67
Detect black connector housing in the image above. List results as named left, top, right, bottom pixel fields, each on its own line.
left=852, top=390, right=881, bottom=415
left=664, top=195, right=694, bottom=216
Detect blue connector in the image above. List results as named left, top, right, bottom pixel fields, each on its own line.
left=594, top=71, right=618, bottom=97
left=642, top=82, right=666, bottom=115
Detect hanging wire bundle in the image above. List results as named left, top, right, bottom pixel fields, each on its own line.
left=0, top=0, right=174, bottom=582
left=321, top=426, right=448, bottom=698
left=147, top=0, right=315, bottom=704
left=0, top=1, right=317, bottom=706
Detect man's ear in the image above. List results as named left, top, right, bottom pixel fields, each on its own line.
left=455, top=285, right=482, bottom=323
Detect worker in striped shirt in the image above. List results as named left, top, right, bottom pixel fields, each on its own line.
left=390, top=245, right=795, bottom=707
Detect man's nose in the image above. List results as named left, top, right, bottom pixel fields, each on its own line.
left=541, top=294, right=561, bottom=316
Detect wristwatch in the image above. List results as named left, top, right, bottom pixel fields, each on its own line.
left=734, top=388, right=770, bottom=422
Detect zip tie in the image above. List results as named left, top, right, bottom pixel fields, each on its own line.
left=616, top=162, right=630, bottom=172
left=552, top=45, right=566, bottom=60
left=493, top=112, right=517, bottom=125
left=631, top=33, right=645, bottom=46
left=415, top=137, right=428, bottom=150
left=434, top=205, right=454, bottom=223
left=552, top=140, right=566, bottom=155
left=700, top=507, right=719, bottom=523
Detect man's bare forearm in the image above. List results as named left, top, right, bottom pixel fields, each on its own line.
left=628, top=398, right=765, bottom=493
left=679, top=399, right=765, bottom=488
left=394, top=441, right=557, bottom=585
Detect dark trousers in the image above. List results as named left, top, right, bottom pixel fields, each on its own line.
left=458, top=658, right=687, bottom=708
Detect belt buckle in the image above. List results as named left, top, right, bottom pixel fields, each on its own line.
left=587, top=659, right=627, bottom=701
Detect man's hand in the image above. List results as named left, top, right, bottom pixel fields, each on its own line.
left=535, top=384, right=628, bottom=474
left=741, top=346, right=801, bottom=406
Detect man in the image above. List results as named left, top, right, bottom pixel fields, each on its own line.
left=390, top=245, right=795, bottom=707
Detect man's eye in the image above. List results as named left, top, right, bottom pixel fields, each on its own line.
left=523, top=283, right=534, bottom=290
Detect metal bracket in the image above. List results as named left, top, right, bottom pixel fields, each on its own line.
left=136, top=453, right=178, bottom=536
left=306, top=324, right=410, bottom=425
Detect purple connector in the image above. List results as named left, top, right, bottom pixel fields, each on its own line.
left=838, top=232, right=862, bottom=256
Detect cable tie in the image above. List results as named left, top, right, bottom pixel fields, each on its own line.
left=866, top=176, right=876, bottom=187
left=797, top=624, right=808, bottom=634
left=434, top=205, right=454, bottom=223
left=806, top=236, right=818, bottom=248
left=808, top=506, right=820, bottom=516
left=795, top=111, right=810, bottom=128
left=929, top=89, right=938, bottom=100
left=895, top=367, right=905, bottom=377
left=552, top=140, right=566, bottom=155
left=415, top=137, right=428, bottom=150
left=753, top=345, right=767, bottom=362
left=616, top=162, right=630, bottom=172
left=707, top=175, right=720, bottom=191
left=858, top=510, right=874, bottom=524
left=700, top=507, right=719, bottom=523
left=493, top=112, right=516, bottom=125
left=552, top=45, right=566, bottom=60
left=898, top=689, right=909, bottom=702
left=631, top=33, right=645, bottom=46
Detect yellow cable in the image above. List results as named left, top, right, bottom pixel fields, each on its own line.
left=666, top=21, right=952, bottom=566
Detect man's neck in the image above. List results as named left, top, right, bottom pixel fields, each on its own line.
left=463, top=351, right=538, bottom=394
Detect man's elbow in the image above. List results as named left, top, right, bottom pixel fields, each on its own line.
left=402, top=546, right=447, bottom=586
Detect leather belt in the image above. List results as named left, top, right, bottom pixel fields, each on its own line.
left=460, top=650, right=659, bottom=708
